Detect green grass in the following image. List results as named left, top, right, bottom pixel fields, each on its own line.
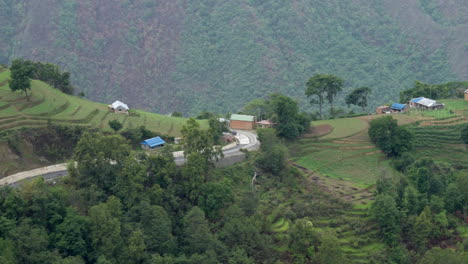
left=0, top=70, right=207, bottom=136
left=313, top=118, right=368, bottom=139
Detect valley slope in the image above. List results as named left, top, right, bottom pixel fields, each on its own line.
left=0, top=0, right=467, bottom=115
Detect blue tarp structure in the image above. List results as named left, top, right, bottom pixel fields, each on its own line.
left=141, top=136, right=166, bottom=148
left=390, top=103, right=407, bottom=111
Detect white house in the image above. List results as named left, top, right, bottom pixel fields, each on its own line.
left=109, top=100, right=129, bottom=114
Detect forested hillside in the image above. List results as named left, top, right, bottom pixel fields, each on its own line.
left=1, top=0, right=467, bottom=115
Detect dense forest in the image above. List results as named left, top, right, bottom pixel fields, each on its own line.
left=0, top=119, right=466, bottom=263
left=0, top=0, right=467, bottom=115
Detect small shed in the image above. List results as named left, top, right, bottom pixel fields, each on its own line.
left=390, top=103, right=407, bottom=112
left=141, top=136, right=166, bottom=150
left=109, top=100, right=129, bottom=114
left=256, top=120, right=276, bottom=128
left=464, top=89, right=468, bottom=101
left=230, top=114, right=256, bottom=130
left=376, top=106, right=390, bottom=114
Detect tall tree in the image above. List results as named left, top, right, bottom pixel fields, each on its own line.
left=306, top=74, right=344, bottom=118
left=345, top=87, right=372, bottom=112
left=9, top=59, right=33, bottom=100
left=181, top=118, right=223, bottom=163
left=182, top=206, right=217, bottom=255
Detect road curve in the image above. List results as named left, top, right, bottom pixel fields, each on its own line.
left=0, top=130, right=259, bottom=186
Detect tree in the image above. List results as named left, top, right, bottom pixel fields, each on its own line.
left=255, top=129, right=288, bottom=175
left=306, top=74, right=344, bottom=118
left=345, top=87, right=372, bottom=112
left=108, top=120, right=123, bottom=132
left=72, top=133, right=130, bottom=191
left=9, top=58, right=33, bottom=100
left=171, top=111, right=183, bottom=117
left=461, top=124, right=468, bottom=144
left=129, top=202, right=176, bottom=254
left=182, top=206, right=217, bottom=255
left=371, top=194, right=401, bottom=245
left=368, top=116, right=413, bottom=156
left=181, top=118, right=223, bottom=163
left=270, top=93, right=310, bottom=139
left=88, top=197, right=123, bottom=262
left=54, top=208, right=89, bottom=258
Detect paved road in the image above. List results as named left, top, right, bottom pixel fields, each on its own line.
left=0, top=130, right=259, bottom=186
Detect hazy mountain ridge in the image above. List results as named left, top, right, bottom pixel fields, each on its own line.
left=0, top=0, right=466, bottom=115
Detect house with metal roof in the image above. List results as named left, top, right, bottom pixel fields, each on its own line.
left=390, top=103, right=407, bottom=112
left=108, top=100, right=129, bottom=114
left=141, top=136, right=166, bottom=150
left=230, top=114, right=256, bottom=130
left=409, top=97, right=444, bottom=110
left=464, top=89, right=468, bottom=101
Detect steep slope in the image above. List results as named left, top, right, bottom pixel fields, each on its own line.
left=1, top=0, right=466, bottom=115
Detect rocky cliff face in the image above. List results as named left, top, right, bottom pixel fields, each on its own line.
left=1, top=0, right=467, bottom=115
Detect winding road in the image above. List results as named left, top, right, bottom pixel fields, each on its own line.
left=0, top=130, right=259, bottom=186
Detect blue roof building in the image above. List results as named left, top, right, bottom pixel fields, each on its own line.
left=141, top=136, right=166, bottom=149
left=410, top=97, right=424, bottom=103
left=390, top=103, right=407, bottom=111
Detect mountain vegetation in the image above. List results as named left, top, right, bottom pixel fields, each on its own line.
left=1, top=0, right=466, bottom=115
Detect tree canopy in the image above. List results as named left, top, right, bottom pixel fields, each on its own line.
left=306, top=74, right=344, bottom=118
left=345, top=86, right=372, bottom=112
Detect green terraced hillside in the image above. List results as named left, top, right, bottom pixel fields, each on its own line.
left=0, top=69, right=207, bottom=137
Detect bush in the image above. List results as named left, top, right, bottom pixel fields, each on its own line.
left=461, top=124, right=468, bottom=144
left=108, top=120, right=123, bottom=131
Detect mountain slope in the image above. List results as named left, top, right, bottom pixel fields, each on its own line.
left=1, top=0, right=467, bottom=115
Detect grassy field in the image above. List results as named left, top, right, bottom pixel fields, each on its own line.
left=312, top=118, right=368, bottom=139
left=0, top=69, right=207, bottom=136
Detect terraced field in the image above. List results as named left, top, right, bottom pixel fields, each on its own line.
left=288, top=102, right=467, bottom=262
left=0, top=69, right=206, bottom=136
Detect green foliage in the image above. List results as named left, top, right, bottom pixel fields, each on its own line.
left=255, top=129, right=288, bottom=175
left=400, top=81, right=468, bottom=102
left=181, top=118, right=223, bottom=162
left=371, top=194, right=401, bottom=246
left=461, top=124, right=468, bottom=144
left=306, top=74, right=344, bottom=118
left=368, top=116, right=413, bottom=156
left=345, top=86, right=372, bottom=112
left=9, top=58, right=33, bottom=100
left=108, top=119, right=123, bottom=132
left=171, top=111, right=183, bottom=117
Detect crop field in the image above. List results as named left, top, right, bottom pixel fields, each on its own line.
left=0, top=69, right=207, bottom=136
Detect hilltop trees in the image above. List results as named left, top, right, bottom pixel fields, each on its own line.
left=345, top=87, right=372, bottom=112
left=9, top=59, right=75, bottom=96
left=306, top=74, right=344, bottom=118
left=9, top=58, right=33, bottom=100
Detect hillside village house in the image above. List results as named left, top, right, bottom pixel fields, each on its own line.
left=230, top=114, right=256, bottom=130
left=140, top=136, right=166, bottom=150
left=109, top=100, right=129, bottom=114
left=390, top=103, right=407, bottom=113
left=376, top=106, right=390, bottom=114
left=409, top=97, right=444, bottom=110
left=465, top=89, right=468, bottom=101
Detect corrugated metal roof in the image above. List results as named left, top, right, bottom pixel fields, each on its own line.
left=230, top=114, right=255, bottom=122
left=417, top=98, right=437, bottom=107
left=464, top=89, right=468, bottom=93
left=112, top=100, right=129, bottom=110
left=141, top=136, right=166, bottom=147
left=410, top=97, right=424, bottom=103
left=390, top=103, right=407, bottom=110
